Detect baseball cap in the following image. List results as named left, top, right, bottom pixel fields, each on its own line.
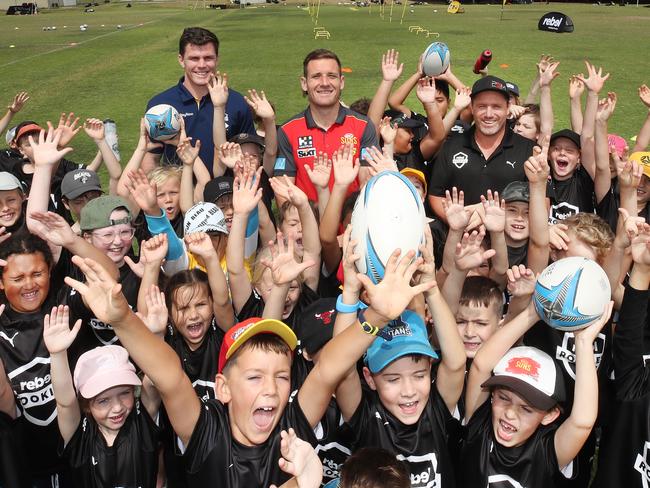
left=5, top=126, right=17, bottom=145
left=550, top=129, right=581, bottom=150
left=0, top=172, right=23, bottom=192
left=80, top=195, right=132, bottom=232
left=630, top=151, right=650, bottom=178
left=400, top=168, right=427, bottom=195
left=12, top=121, right=43, bottom=144
left=61, top=168, right=102, bottom=199
left=607, top=134, right=627, bottom=158
left=184, top=202, right=228, bottom=235
left=502, top=180, right=529, bottom=203
left=383, top=110, right=425, bottom=130
left=505, top=81, right=520, bottom=98
left=229, top=132, right=265, bottom=149
left=203, top=176, right=234, bottom=204
left=470, top=76, right=509, bottom=100
left=218, top=317, right=298, bottom=373
left=294, top=298, right=337, bottom=356
left=482, top=346, right=565, bottom=411
left=73, top=345, right=141, bottom=399
left=364, top=310, right=438, bottom=374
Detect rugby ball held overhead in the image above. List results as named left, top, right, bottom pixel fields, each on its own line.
left=533, top=257, right=611, bottom=331
left=145, top=104, right=181, bottom=141
left=422, top=42, right=450, bottom=77
left=350, top=171, right=425, bottom=284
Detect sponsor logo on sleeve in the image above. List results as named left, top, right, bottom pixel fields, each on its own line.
left=452, top=152, right=469, bottom=169
left=274, top=157, right=287, bottom=171
left=395, top=452, right=441, bottom=488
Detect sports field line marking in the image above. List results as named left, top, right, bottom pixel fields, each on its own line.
left=0, top=15, right=177, bottom=69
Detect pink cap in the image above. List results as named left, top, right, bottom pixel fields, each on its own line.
left=73, top=345, right=141, bottom=399
left=608, top=134, right=627, bottom=158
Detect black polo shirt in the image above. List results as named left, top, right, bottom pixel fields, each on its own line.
left=428, top=126, right=536, bottom=205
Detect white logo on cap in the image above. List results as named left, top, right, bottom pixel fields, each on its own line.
left=73, top=171, right=92, bottom=184
left=452, top=152, right=469, bottom=169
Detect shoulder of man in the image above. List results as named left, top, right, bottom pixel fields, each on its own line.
left=278, top=109, right=310, bottom=130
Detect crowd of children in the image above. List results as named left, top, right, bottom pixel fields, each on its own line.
left=0, top=25, right=650, bottom=488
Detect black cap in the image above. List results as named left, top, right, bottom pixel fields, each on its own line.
left=203, top=176, right=234, bottom=204
left=502, top=181, right=529, bottom=203
left=383, top=110, right=425, bottom=129
left=470, top=75, right=509, bottom=100
left=294, top=298, right=337, bottom=356
left=505, top=82, right=520, bottom=98
left=550, top=129, right=581, bottom=150
left=229, top=132, right=265, bottom=149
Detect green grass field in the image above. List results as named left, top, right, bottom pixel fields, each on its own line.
left=0, top=1, right=649, bottom=170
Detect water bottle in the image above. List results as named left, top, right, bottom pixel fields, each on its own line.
left=103, top=119, right=121, bottom=161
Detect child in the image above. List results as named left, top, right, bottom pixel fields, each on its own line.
left=0, top=171, right=25, bottom=235
left=460, top=299, right=613, bottom=487
left=44, top=305, right=161, bottom=488
left=323, top=447, right=410, bottom=488
left=64, top=243, right=433, bottom=487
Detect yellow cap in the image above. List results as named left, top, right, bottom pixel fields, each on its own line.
left=400, top=167, right=427, bottom=195
left=630, top=152, right=650, bottom=179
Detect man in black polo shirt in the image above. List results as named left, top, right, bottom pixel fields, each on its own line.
left=428, top=76, right=536, bottom=222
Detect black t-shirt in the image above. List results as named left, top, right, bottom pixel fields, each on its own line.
left=181, top=395, right=316, bottom=487
left=134, top=210, right=185, bottom=245
left=459, top=399, right=567, bottom=488
left=0, top=411, right=30, bottom=488
left=507, top=244, right=528, bottom=268
left=347, top=384, right=461, bottom=488
left=394, top=143, right=428, bottom=176
left=592, top=285, right=650, bottom=488
left=549, top=167, right=594, bottom=224
left=62, top=399, right=160, bottom=488
left=428, top=127, right=536, bottom=205
left=237, top=284, right=319, bottom=330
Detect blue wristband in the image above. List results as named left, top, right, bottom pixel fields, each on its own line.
left=336, top=295, right=361, bottom=314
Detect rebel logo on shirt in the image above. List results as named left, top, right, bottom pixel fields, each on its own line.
left=452, top=152, right=469, bottom=169
left=555, top=331, right=605, bottom=380
left=634, top=441, right=650, bottom=487
left=315, top=440, right=351, bottom=482
left=549, top=201, right=579, bottom=223
left=395, top=452, right=441, bottom=488
left=7, top=356, right=57, bottom=426
left=487, top=474, right=525, bottom=488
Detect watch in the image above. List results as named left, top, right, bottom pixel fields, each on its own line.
left=358, top=309, right=393, bottom=341
left=336, top=294, right=361, bottom=314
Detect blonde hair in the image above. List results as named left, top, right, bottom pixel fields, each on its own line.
left=563, top=213, right=614, bottom=263
left=148, top=166, right=182, bottom=187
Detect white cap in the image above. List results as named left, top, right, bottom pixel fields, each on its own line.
left=184, top=202, right=228, bottom=235
left=0, top=172, right=23, bottom=191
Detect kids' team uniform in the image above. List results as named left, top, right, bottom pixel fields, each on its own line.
left=548, top=166, right=594, bottom=224
left=347, top=383, right=461, bottom=488
left=458, top=399, right=572, bottom=488
left=0, top=411, right=30, bottom=487
left=62, top=398, right=161, bottom=488
left=592, top=284, right=650, bottom=488
left=179, top=395, right=317, bottom=487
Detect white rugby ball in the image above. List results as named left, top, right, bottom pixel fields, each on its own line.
left=533, top=257, right=611, bottom=331
left=145, top=104, right=181, bottom=141
left=422, top=42, right=450, bottom=77
left=350, top=171, right=425, bottom=283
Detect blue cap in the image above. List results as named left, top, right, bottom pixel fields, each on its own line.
left=365, top=310, right=438, bottom=373
left=323, top=480, right=339, bottom=488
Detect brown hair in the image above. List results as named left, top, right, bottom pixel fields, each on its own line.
left=519, top=103, right=541, bottom=132
left=340, top=447, right=410, bottom=488
left=302, top=49, right=341, bottom=78
left=459, top=276, right=504, bottom=312
left=179, top=27, right=218, bottom=56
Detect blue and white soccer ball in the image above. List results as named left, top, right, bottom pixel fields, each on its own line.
left=145, top=104, right=181, bottom=141
left=422, top=42, right=450, bottom=77
left=350, top=171, right=425, bottom=284
left=533, top=257, right=611, bottom=331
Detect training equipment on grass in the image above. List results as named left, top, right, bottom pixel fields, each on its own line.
left=145, top=104, right=181, bottom=141
left=538, top=12, right=574, bottom=33
left=473, top=49, right=492, bottom=74
left=421, top=42, right=450, bottom=77
left=533, top=257, right=611, bottom=331
left=350, top=171, right=425, bottom=284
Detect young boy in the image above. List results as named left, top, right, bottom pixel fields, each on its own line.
left=65, top=247, right=434, bottom=487
left=460, top=299, right=612, bottom=487
left=0, top=171, right=25, bottom=234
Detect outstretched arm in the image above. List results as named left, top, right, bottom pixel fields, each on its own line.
left=245, top=89, right=278, bottom=177
left=0, top=92, right=29, bottom=137
left=368, top=49, right=404, bottom=134
left=209, top=72, right=229, bottom=177
left=525, top=143, right=551, bottom=274
left=633, top=84, right=650, bottom=152
left=569, top=75, right=585, bottom=134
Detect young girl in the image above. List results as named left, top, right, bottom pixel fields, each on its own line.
left=44, top=305, right=161, bottom=488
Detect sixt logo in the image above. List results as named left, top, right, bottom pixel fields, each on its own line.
left=542, top=16, right=563, bottom=28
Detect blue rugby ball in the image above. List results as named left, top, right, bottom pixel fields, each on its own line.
left=422, top=42, right=450, bottom=77
left=145, top=104, right=181, bottom=141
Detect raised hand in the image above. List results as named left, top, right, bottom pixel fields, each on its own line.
left=631, top=225, right=650, bottom=266
left=219, top=142, right=243, bottom=169
left=232, top=166, right=263, bottom=215
left=341, top=224, right=362, bottom=294
left=539, top=61, right=560, bottom=88
left=442, top=187, right=469, bottom=231
left=454, top=228, right=496, bottom=272
left=29, top=211, right=76, bottom=246
left=83, top=118, right=105, bottom=141
left=8, top=91, right=29, bottom=114
left=524, top=144, right=550, bottom=184
left=233, top=152, right=257, bottom=180
left=125, top=169, right=158, bottom=215
left=244, top=89, right=275, bottom=120
left=55, top=112, right=81, bottom=147
left=260, top=232, right=315, bottom=286
left=569, top=75, right=585, bottom=99
left=275, top=429, right=323, bottom=488
left=141, top=233, right=168, bottom=265
left=65, top=256, right=131, bottom=325
left=43, top=305, right=82, bottom=355
left=363, top=145, right=397, bottom=176
left=331, top=144, right=359, bottom=187
left=416, top=76, right=437, bottom=105
left=576, top=61, right=610, bottom=94
left=378, top=116, right=397, bottom=145
left=480, top=190, right=505, bottom=233
left=454, top=87, right=472, bottom=111
left=596, top=92, right=617, bottom=122
left=508, top=105, right=526, bottom=120
left=185, top=232, right=218, bottom=259
left=208, top=72, right=229, bottom=108
left=573, top=301, right=614, bottom=345
left=549, top=223, right=570, bottom=251
left=304, top=152, right=331, bottom=190
left=177, top=136, right=201, bottom=167
left=617, top=208, right=647, bottom=248
left=28, top=123, right=73, bottom=167
left=639, top=84, right=650, bottom=108
left=614, top=157, right=642, bottom=191
left=414, top=224, right=437, bottom=288
left=270, top=175, right=309, bottom=208
left=136, top=285, right=168, bottom=336
left=357, top=249, right=435, bottom=323
left=536, top=54, right=554, bottom=74
left=381, top=49, right=403, bottom=82
left=506, top=265, right=536, bottom=298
